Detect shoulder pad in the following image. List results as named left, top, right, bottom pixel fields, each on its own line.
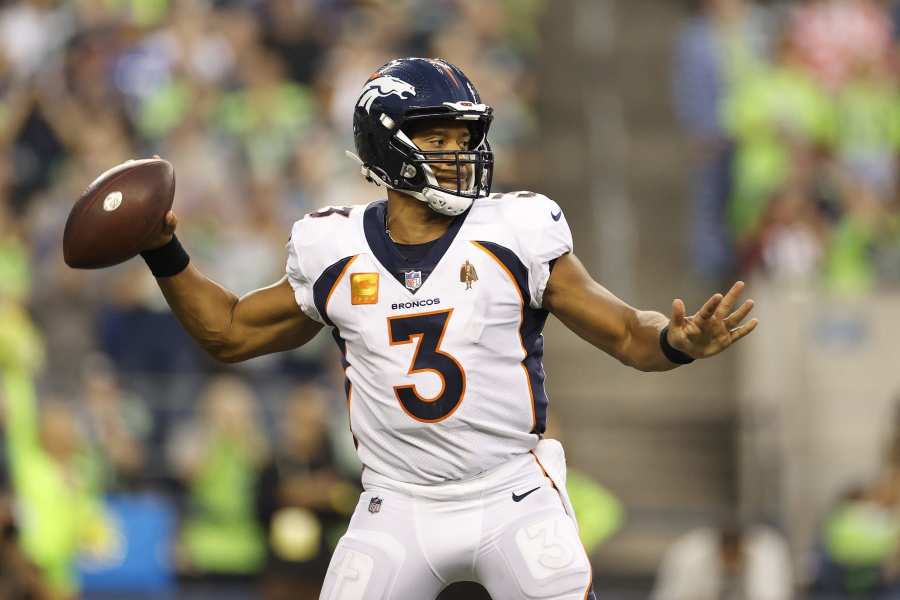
left=493, top=191, right=563, bottom=231
left=290, top=205, right=359, bottom=249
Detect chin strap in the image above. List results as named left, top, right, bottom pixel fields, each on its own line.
left=345, top=150, right=474, bottom=216
left=419, top=187, right=473, bottom=216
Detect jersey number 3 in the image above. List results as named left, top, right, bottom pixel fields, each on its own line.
left=388, top=309, right=466, bottom=423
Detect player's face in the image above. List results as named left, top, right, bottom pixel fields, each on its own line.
left=408, top=122, right=473, bottom=188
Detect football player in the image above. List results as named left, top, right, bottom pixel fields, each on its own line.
left=139, top=58, right=757, bottom=599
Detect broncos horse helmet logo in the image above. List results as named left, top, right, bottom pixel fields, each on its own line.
left=357, top=76, right=416, bottom=113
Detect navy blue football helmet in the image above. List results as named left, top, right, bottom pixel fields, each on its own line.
left=348, top=58, right=494, bottom=215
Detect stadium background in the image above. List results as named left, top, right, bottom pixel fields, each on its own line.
left=1, top=0, right=900, bottom=598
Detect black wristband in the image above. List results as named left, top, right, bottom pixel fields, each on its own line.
left=660, top=325, right=694, bottom=365
left=140, top=234, right=190, bottom=278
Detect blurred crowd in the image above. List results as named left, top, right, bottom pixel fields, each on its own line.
left=9, top=0, right=900, bottom=597
left=0, top=0, right=544, bottom=598
left=650, top=401, right=900, bottom=599
left=674, top=4, right=900, bottom=598
left=675, top=0, right=900, bottom=294
left=803, top=400, right=900, bottom=599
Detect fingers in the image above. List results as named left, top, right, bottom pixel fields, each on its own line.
left=671, top=298, right=686, bottom=326
left=729, top=318, right=758, bottom=343
left=696, top=292, right=723, bottom=320
left=724, top=299, right=754, bottom=329
left=716, top=280, right=745, bottom=318
left=163, top=210, right=178, bottom=234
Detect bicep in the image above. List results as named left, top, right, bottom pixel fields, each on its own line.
left=223, top=276, right=323, bottom=362
left=542, top=253, right=636, bottom=358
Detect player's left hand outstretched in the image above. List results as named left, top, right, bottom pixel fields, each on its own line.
left=667, top=281, right=758, bottom=359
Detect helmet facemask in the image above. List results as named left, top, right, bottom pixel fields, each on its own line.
left=391, top=121, right=494, bottom=215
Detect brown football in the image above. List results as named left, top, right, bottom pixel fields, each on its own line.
left=63, top=158, right=175, bottom=269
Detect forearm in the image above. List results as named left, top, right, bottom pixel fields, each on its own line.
left=151, top=259, right=321, bottom=362
left=155, top=264, right=241, bottom=359
left=555, top=298, right=675, bottom=372
left=547, top=256, right=756, bottom=370
left=544, top=254, right=681, bottom=372
left=140, top=226, right=324, bottom=362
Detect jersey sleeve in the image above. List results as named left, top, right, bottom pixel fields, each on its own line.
left=285, top=207, right=363, bottom=324
left=285, top=220, right=325, bottom=324
left=510, top=193, right=573, bottom=309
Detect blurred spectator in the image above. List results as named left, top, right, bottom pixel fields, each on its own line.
left=0, top=491, right=55, bottom=600
left=673, top=0, right=771, bottom=279
left=673, top=0, right=900, bottom=292
left=875, top=397, right=900, bottom=593
left=168, top=374, right=268, bottom=577
left=0, top=1, right=552, bottom=596
left=741, top=181, right=828, bottom=281
left=258, top=0, right=329, bottom=85
left=255, top=383, right=358, bottom=600
left=78, top=354, right=151, bottom=491
left=723, top=30, right=834, bottom=245
left=0, top=301, right=114, bottom=599
left=814, top=483, right=900, bottom=597
left=832, top=59, right=899, bottom=198
left=788, top=0, right=893, bottom=93
left=653, top=519, right=793, bottom=600
left=808, top=395, right=900, bottom=597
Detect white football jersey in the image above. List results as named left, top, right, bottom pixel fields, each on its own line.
left=285, top=192, right=573, bottom=484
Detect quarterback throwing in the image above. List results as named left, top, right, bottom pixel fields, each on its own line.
left=138, top=58, right=756, bottom=600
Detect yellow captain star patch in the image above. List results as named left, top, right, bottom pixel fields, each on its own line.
left=351, top=273, right=379, bottom=305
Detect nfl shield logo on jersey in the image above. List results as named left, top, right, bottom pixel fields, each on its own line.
left=368, top=497, right=383, bottom=514
left=403, top=270, right=422, bottom=291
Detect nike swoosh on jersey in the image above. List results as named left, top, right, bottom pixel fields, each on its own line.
left=512, top=486, right=541, bottom=502
left=551, top=210, right=562, bottom=221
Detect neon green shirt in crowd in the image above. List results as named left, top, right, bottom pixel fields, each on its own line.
left=835, top=76, right=900, bottom=162
left=825, top=500, right=900, bottom=593
left=3, top=368, right=107, bottom=596
left=181, top=432, right=265, bottom=574
left=723, top=65, right=835, bottom=236
left=567, top=469, right=625, bottom=554
left=1, top=303, right=108, bottom=596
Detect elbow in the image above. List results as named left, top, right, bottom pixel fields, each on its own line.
left=202, top=334, right=247, bottom=364
left=210, top=343, right=249, bottom=364
left=194, top=310, right=248, bottom=363
left=213, top=348, right=247, bottom=364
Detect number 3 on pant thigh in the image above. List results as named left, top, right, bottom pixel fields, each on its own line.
left=320, top=533, right=402, bottom=600
left=498, top=512, right=592, bottom=598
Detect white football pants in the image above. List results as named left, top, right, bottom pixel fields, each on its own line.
left=320, top=439, right=596, bottom=600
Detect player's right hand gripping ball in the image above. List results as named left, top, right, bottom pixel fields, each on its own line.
left=63, top=158, right=175, bottom=269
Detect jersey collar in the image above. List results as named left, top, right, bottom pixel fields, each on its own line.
left=363, top=199, right=470, bottom=294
